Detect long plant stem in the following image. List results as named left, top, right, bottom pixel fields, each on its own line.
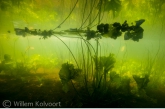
left=95, top=38, right=99, bottom=87
left=53, top=0, right=79, bottom=30
left=80, top=39, right=89, bottom=95
left=55, top=35, right=79, bottom=69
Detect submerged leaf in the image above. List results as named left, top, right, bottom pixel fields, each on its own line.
left=93, top=53, right=116, bottom=74
left=133, top=74, right=150, bottom=90
left=59, top=62, right=82, bottom=93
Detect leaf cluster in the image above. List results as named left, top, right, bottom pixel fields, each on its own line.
left=93, top=53, right=116, bottom=74
left=59, top=62, right=82, bottom=93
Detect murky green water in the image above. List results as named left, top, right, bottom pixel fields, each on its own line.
left=0, top=0, right=165, bottom=108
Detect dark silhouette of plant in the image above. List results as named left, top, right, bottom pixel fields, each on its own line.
left=133, top=74, right=150, bottom=90
left=59, top=62, right=82, bottom=93
left=93, top=53, right=116, bottom=88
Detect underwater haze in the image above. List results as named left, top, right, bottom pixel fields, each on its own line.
left=0, top=0, right=165, bottom=108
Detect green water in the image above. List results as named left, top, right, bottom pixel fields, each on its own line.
left=0, top=0, right=165, bottom=108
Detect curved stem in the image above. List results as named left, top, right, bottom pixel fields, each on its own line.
left=53, top=0, right=79, bottom=30
left=55, top=35, right=79, bottom=69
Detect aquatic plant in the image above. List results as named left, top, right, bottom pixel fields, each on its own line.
left=1, top=0, right=165, bottom=107
left=11, top=20, right=147, bottom=107
left=0, top=54, right=15, bottom=75
left=12, top=18, right=146, bottom=100
left=59, top=62, right=82, bottom=93
left=133, top=74, right=149, bottom=90
left=92, top=53, right=116, bottom=90
left=109, top=71, right=121, bottom=88
left=3, top=0, right=154, bottom=107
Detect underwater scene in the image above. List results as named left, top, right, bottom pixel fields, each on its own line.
left=0, top=0, right=165, bottom=108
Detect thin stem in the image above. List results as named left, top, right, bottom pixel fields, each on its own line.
left=53, top=0, right=79, bottom=30
left=55, top=35, right=79, bottom=69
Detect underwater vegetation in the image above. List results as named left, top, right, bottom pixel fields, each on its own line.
left=1, top=0, right=165, bottom=108
left=59, top=62, right=82, bottom=93
left=14, top=19, right=145, bottom=42
left=1, top=45, right=165, bottom=107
